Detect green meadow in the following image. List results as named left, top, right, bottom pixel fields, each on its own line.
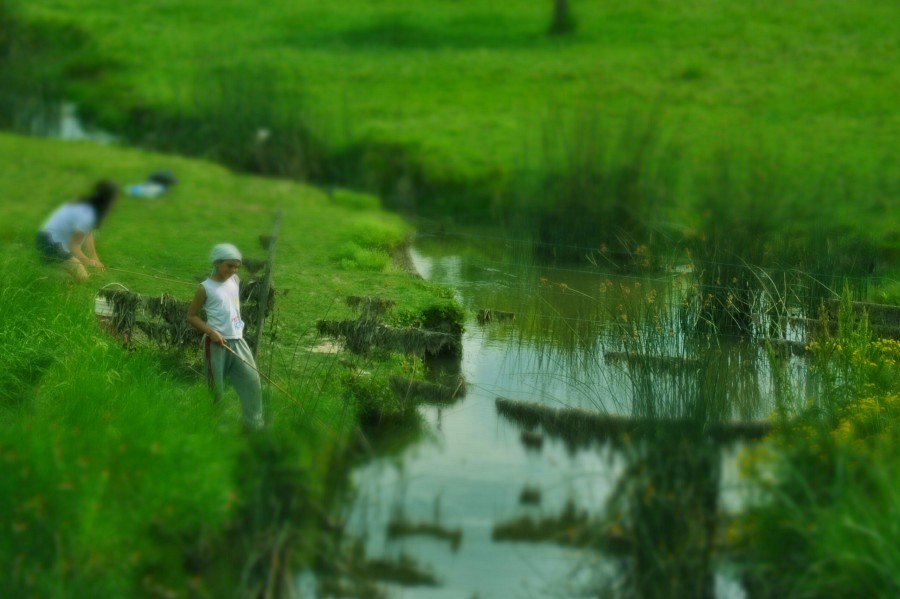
left=2, top=0, right=900, bottom=596
left=7, top=0, right=900, bottom=251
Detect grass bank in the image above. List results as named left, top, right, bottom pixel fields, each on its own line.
left=0, top=131, right=460, bottom=595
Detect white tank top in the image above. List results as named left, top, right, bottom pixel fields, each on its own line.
left=201, top=276, right=244, bottom=339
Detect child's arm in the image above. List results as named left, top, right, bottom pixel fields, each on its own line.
left=68, top=231, right=101, bottom=268
left=83, top=232, right=105, bottom=270
left=187, top=285, right=226, bottom=345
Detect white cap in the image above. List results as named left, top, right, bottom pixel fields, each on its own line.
left=210, top=243, right=242, bottom=263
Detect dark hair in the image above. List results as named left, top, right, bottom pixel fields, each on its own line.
left=79, top=179, right=119, bottom=227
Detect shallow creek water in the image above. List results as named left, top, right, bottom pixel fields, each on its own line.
left=336, top=234, right=803, bottom=598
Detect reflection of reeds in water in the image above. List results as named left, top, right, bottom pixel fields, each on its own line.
left=386, top=515, right=463, bottom=552
left=601, top=287, right=737, bottom=598
left=608, top=432, right=721, bottom=599
left=476, top=308, right=516, bottom=325
left=492, top=500, right=600, bottom=549
left=519, top=485, right=542, bottom=505
left=495, top=397, right=770, bottom=452
left=497, top=270, right=781, bottom=597
left=519, top=429, right=544, bottom=451
left=318, top=539, right=438, bottom=596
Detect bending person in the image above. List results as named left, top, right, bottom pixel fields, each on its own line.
left=36, top=180, right=119, bottom=281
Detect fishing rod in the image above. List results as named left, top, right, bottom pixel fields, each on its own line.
left=219, top=341, right=296, bottom=402
left=102, top=266, right=196, bottom=286
left=218, top=341, right=374, bottom=454
left=102, top=267, right=374, bottom=451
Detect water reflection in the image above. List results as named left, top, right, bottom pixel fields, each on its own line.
left=31, top=102, right=119, bottom=143
left=338, top=235, right=813, bottom=597
left=347, top=392, right=618, bottom=597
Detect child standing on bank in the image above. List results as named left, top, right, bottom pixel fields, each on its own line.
left=187, top=243, right=264, bottom=430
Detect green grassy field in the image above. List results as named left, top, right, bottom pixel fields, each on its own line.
left=0, top=131, right=457, bottom=595
left=2, top=1, right=900, bottom=594
left=7, top=0, right=899, bottom=247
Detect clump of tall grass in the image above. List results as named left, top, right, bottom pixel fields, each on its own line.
left=686, top=147, right=886, bottom=334
left=330, top=214, right=412, bottom=272
left=736, top=292, right=900, bottom=597
left=129, top=65, right=331, bottom=183
left=515, top=110, right=679, bottom=263
left=685, top=145, right=796, bottom=336
left=0, top=266, right=63, bottom=407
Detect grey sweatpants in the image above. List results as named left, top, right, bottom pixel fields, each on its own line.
left=203, top=336, right=264, bottom=429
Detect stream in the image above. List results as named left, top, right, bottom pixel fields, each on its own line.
left=319, top=231, right=807, bottom=599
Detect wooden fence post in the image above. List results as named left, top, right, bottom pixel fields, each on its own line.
left=252, top=209, right=281, bottom=357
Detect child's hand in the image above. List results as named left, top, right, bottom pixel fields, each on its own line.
left=210, top=331, right=226, bottom=346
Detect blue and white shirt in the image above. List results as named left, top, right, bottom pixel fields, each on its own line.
left=40, top=203, right=96, bottom=249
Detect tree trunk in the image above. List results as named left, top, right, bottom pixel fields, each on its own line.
left=549, top=0, right=575, bottom=35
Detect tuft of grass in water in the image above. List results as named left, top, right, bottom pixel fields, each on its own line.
left=514, top=109, right=679, bottom=262
left=340, top=350, right=429, bottom=427
left=492, top=500, right=598, bottom=548
left=386, top=514, right=463, bottom=552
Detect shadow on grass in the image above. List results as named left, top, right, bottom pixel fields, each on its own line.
left=283, top=14, right=568, bottom=51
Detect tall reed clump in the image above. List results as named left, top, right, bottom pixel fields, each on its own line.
left=736, top=290, right=900, bottom=597
left=685, top=144, right=797, bottom=337
left=787, top=225, right=877, bottom=318
left=517, top=110, right=679, bottom=263
left=599, top=278, right=736, bottom=598
left=767, top=163, right=883, bottom=314
left=130, top=65, right=331, bottom=183
left=688, top=147, right=885, bottom=333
